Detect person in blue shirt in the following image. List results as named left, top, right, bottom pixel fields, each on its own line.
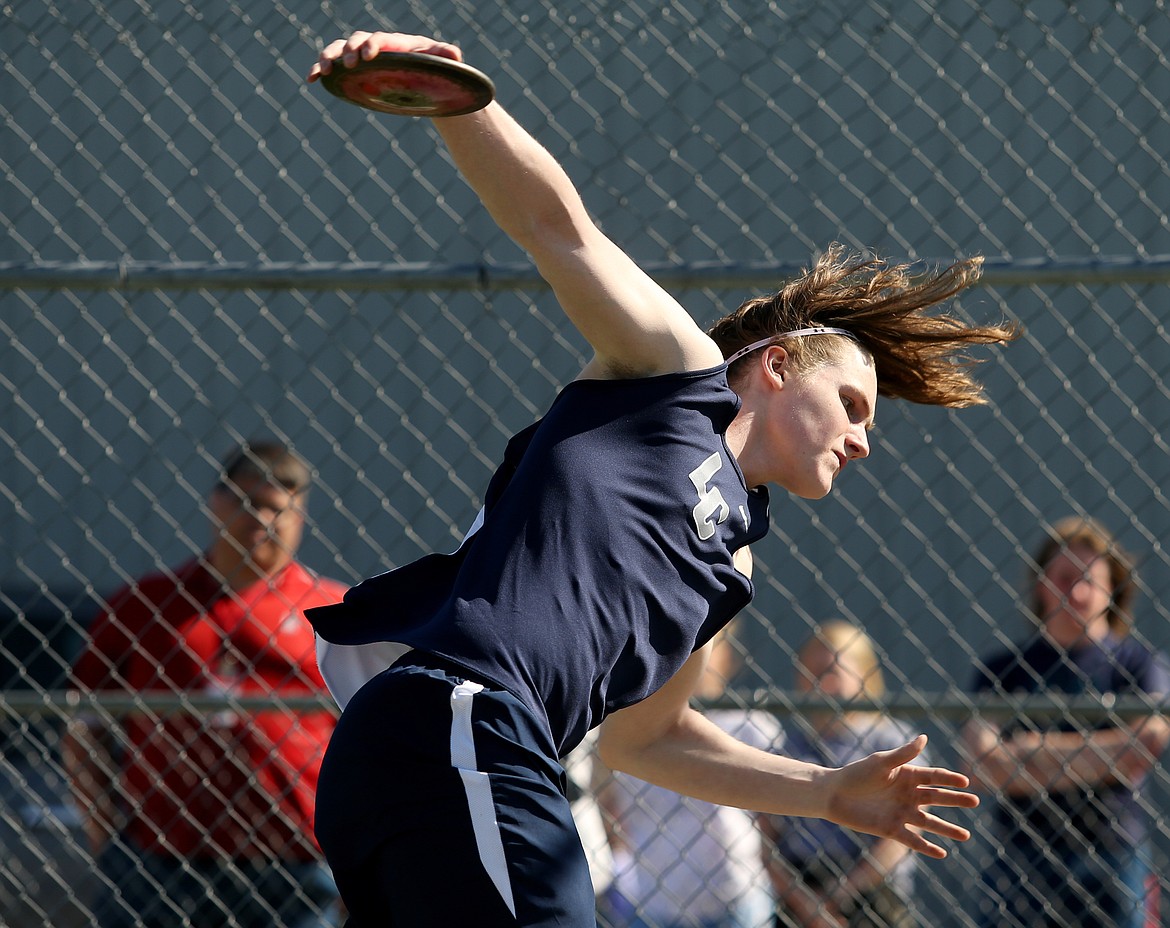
left=761, top=622, right=922, bottom=928
left=305, top=30, right=1016, bottom=928
left=963, top=516, right=1170, bottom=928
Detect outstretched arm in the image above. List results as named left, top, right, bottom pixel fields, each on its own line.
left=309, top=32, right=722, bottom=380
left=599, top=646, right=979, bottom=859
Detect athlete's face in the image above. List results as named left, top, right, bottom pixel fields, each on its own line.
left=760, top=343, right=876, bottom=498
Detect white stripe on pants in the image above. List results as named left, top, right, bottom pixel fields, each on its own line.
left=450, top=680, right=517, bottom=917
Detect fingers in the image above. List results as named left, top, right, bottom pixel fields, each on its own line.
left=895, top=795, right=976, bottom=860
left=882, top=739, right=977, bottom=794
left=907, top=764, right=973, bottom=791
left=926, top=767, right=971, bottom=789
left=900, top=811, right=973, bottom=858
left=918, top=807, right=973, bottom=841
left=912, top=785, right=980, bottom=809
left=306, top=32, right=463, bottom=83
left=900, top=765, right=979, bottom=857
left=306, top=32, right=369, bottom=83
left=901, top=831, right=949, bottom=860
left=879, top=733, right=928, bottom=767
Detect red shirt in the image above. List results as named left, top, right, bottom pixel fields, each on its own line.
left=71, top=559, right=347, bottom=860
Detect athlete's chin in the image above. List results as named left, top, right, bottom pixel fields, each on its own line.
left=774, top=465, right=835, bottom=499
left=791, top=481, right=834, bottom=500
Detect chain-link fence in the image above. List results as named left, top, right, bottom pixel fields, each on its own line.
left=3, top=0, right=1170, bottom=926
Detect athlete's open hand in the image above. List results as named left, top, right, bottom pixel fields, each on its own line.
left=823, top=734, right=979, bottom=858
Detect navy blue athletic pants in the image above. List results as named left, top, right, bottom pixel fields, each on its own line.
left=315, top=654, right=597, bottom=926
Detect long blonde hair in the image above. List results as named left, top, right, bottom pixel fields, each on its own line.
left=799, top=619, right=886, bottom=702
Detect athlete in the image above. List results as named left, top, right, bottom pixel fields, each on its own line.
left=306, top=31, right=1016, bottom=927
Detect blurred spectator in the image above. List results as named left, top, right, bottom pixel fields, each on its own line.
left=564, top=730, right=617, bottom=908
left=759, top=621, right=921, bottom=928
left=962, top=516, right=1170, bottom=928
left=0, top=591, right=93, bottom=927
left=62, top=440, right=348, bottom=928
left=596, top=624, right=781, bottom=928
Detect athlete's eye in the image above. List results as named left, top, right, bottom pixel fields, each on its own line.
left=841, top=389, right=876, bottom=430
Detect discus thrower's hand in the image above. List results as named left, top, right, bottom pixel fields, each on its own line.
left=307, top=31, right=463, bottom=83
left=824, top=734, right=979, bottom=859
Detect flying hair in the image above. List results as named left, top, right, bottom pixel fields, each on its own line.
left=708, top=244, right=1020, bottom=407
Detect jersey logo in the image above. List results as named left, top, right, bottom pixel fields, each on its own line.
left=689, top=452, right=730, bottom=540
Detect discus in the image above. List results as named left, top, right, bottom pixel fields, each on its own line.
left=319, top=51, right=496, bottom=118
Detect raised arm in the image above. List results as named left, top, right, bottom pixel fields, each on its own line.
left=309, top=32, right=721, bottom=380
left=598, top=645, right=979, bottom=859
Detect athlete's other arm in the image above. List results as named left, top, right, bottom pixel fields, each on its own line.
left=308, top=33, right=721, bottom=381
left=598, top=643, right=979, bottom=859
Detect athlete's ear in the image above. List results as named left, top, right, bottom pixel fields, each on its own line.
left=763, top=346, right=788, bottom=387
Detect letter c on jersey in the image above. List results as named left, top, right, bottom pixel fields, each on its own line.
left=689, top=452, right=731, bottom=541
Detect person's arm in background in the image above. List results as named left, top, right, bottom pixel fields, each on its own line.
left=61, top=716, right=121, bottom=856
left=828, top=836, right=912, bottom=915
left=757, top=814, right=845, bottom=928
left=590, top=749, right=631, bottom=860
left=61, top=599, right=134, bottom=857
left=962, top=712, right=1170, bottom=796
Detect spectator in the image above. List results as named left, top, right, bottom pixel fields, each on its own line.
left=62, top=440, right=348, bottom=928
left=962, top=516, right=1170, bottom=928
left=597, top=624, right=781, bottom=928
left=760, top=622, right=922, bottom=928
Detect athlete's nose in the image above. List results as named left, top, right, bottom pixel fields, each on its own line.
left=845, top=427, right=870, bottom=460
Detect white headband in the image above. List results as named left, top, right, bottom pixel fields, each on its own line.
left=724, top=326, right=856, bottom=366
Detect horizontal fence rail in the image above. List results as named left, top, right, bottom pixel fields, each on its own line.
left=4, top=255, right=1170, bottom=292
left=0, top=690, right=1164, bottom=721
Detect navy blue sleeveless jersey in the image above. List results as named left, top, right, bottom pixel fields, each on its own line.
left=308, top=366, right=770, bottom=756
